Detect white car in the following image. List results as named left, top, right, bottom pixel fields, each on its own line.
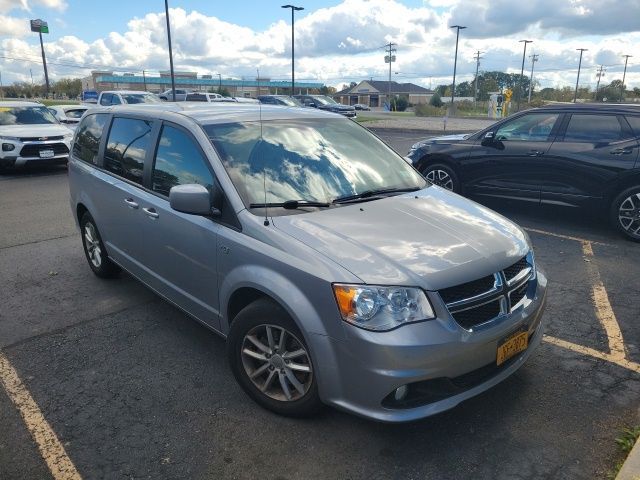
left=0, top=101, right=73, bottom=169
left=185, top=92, right=232, bottom=102
left=97, top=91, right=162, bottom=106
left=48, top=104, right=89, bottom=127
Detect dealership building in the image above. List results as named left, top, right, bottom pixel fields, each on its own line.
left=334, top=80, right=434, bottom=107
left=82, top=71, right=325, bottom=98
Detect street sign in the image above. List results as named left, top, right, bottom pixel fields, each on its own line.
left=30, top=19, right=49, bottom=34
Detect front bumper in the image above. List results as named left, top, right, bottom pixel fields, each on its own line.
left=0, top=139, right=71, bottom=167
left=310, top=269, right=547, bottom=422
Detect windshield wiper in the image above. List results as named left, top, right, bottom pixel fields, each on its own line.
left=249, top=200, right=331, bottom=210
left=332, top=186, right=421, bottom=204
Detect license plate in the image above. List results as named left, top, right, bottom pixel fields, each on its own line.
left=496, top=329, right=528, bottom=366
left=39, top=149, right=55, bottom=158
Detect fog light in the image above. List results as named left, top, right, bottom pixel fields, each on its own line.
left=394, top=385, right=408, bottom=401
left=2, top=143, right=15, bottom=152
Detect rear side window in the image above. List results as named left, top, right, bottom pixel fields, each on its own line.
left=99, top=93, right=112, bottom=106
left=151, top=125, right=214, bottom=197
left=104, top=117, right=153, bottom=185
left=72, top=114, right=108, bottom=165
left=625, top=116, right=640, bottom=138
left=563, top=114, right=631, bottom=143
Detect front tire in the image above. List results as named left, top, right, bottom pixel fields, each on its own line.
left=80, top=212, right=121, bottom=278
left=227, top=298, right=322, bottom=417
left=421, top=163, right=460, bottom=193
left=610, top=186, right=640, bottom=242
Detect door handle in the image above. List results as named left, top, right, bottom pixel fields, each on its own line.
left=527, top=150, right=543, bottom=157
left=610, top=148, right=633, bottom=155
left=124, top=198, right=139, bottom=209
left=143, top=207, right=159, bottom=219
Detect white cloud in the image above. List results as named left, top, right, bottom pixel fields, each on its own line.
left=0, top=0, right=638, bottom=90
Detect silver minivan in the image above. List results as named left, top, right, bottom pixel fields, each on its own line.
left=68, top=103, right=547, bottom=422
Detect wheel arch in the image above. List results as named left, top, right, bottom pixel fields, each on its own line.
left=605, top=173, right=640, bottom=205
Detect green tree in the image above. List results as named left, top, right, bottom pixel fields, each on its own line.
left=429, top=92, right=443, bottom=107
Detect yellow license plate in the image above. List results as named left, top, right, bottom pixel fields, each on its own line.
left=496, top=330, right=528, bottom=366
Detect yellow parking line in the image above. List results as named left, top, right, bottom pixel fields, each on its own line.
left=0, top=352, right=82, bottom=480
left=544, top=335, right=640, bottom=374
left=525, top=227, right=611, bottom=246
left=581, top=241, right=627, bottom=360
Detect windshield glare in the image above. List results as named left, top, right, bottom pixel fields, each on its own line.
left=122, top=94, right=161, bottom=104
left=205, top=119, right=426, bottom=213
left=0, top=106, right=59, bottom=126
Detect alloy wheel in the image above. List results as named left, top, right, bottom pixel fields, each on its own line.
left=426, top=169, right=454, bottom=191
left=240, top=324, right=313, bottom=402
left=618, top=193, right=640, bottom=238
left=84, top=222, right=102, bottom=268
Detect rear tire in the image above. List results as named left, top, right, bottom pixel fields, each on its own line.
left=80, top=212, right=121, bottom=278
left=421, top=163, right=460, bottom=193
left=227, top=298, right=322, bottom=417
left=610, top=186, right=640, bottom=242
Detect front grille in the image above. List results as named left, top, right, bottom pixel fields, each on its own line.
left=439, top=274, right=496, bottom=304
left=451, top=299, right=502, bottom=330
left=503, top=257, right=529, bottom=283
left=439, top=253, right=535, bottom=330
left=19, top=135, right=64, bottom=142
left=20, top=143, right=69, bottom=157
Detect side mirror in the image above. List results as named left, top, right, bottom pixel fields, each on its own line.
left=307, top=102, right=316, bottom=108
left=169, top=184, right=220, bottom=216
left=481, top=131, right=495, bottom=146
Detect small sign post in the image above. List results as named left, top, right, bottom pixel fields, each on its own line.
left=30, top=19, right=50, bottom=96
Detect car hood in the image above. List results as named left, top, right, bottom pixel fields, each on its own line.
left=271, top=187, right=528, bottom=290
left=0, top=124, right=72, bottom=137
left=321, top=103, right=355, bottom=111
left=428, top=133, right=470, bottom=143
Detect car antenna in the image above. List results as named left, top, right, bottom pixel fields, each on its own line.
left=257, top=68, right=269, bottom=227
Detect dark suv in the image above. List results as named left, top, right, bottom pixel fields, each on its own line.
left=293, top=95, right=356, bottom=118
left=406, top=104, right=640, bottom=241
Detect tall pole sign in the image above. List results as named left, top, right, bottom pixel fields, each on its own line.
left=30, top=19, right=50, bottom=96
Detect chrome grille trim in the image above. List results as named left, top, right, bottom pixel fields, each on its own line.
left=444, top=273, right=502, bottom=309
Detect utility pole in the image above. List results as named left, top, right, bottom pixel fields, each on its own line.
left=217, top=73, right=222, bottom=93
left=450, top=25, right=466, bottom=107
left=528, top=53, right=539, bottom=103
left=594, top=65, right=605, bottom=101
left=473, top=50, right=483, bottom=107
left=574, top=48, right=588, bottom=103
left=517, top=39, right=533, bottom=111
left=142, top=70, right=147, bottom=92
left=384, top=42, right=396, bottom=111
left=621, top=55, right=632, bottom=102
left=281, top=5, right=304, bottom=95
left=164, top=0, right=176, bottom=101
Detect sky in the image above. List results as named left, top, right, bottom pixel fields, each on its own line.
left=0, top=0, right=638, bottom=91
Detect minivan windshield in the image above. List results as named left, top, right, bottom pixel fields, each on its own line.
left=205, top=118, right=426, bottom=212
left=0, top=106, right=58, bottom=125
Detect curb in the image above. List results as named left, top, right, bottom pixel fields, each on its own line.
left=617, top=437, right=640, bottom=480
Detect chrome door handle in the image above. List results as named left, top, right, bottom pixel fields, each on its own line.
left=143, top=207, right=159, bottom=219
left=528, top=150, right=543, bottom=157
left=610, top=148, right=633, bottom=155
left=124, top=198, right=139, bottom=209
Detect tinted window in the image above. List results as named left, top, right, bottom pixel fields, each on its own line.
left=121, top=94, right=161, bottom=104
left=152, top=125, right=214, bottom=197
left=564, top=114, right=630, bottom=143
left=72, top=114, right=108, bottom=165
left=100, top=93, right=112, bottom=106
left=65, top=108, right=87, bottom=119
left=186, top=94, right=207, bottom=102
left=625, top=115, right=640, bottom=138
left=495, top=113, right=560, bottom=142
left=104, top=118, right=153, bottom=185
left=111, top=95, right=122, bottom=105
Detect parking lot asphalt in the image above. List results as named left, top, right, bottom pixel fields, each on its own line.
left=1, top=131, right=639, bottom=479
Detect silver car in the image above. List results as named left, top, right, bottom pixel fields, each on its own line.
left=68, top=103, right=546, bottom=422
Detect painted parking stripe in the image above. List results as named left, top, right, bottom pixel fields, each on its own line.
left=544, top=335, right=640, bottom=374
left=0, top=352, right=82, bottom=480
left=524, top=227, right=612, bottom=246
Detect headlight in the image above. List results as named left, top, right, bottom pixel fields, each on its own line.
left=410, top=141, right=429, bottom=151
left=333, top=284, right=435, bottom=331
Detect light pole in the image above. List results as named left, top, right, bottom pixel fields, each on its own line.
left=30, top=19, right=50, bottom=97
left=281, top=5, right=304, bottom=95
left=574, top=48, right=587, bottom=103
left=450, top=25, right=466, bottom=107
left=621, top=55, right=632, bottom=102
left=164, top=0, right=176, bottom=101
left=528, top=53, right=539, bottom=103
left=517, top=39, right=532, bottom=111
